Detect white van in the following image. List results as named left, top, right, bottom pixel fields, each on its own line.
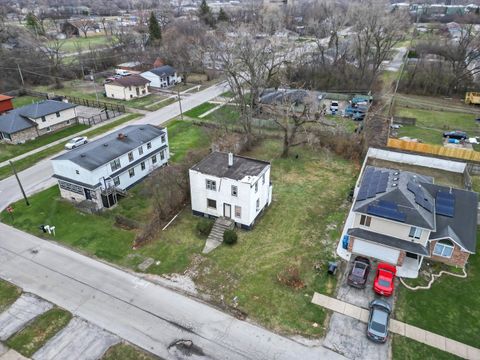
left=115, top=69, right=131, bottom=76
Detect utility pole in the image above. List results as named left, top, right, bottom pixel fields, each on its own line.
left=17, top=64, right=24, bottom=86
left=177, top=89, right=183, bottom=120
left=91, top=70, right=99, bottom=102
left=9, top=161, right=30, bottom=206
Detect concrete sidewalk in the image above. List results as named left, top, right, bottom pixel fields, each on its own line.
left=312, top=292, right=480, bottom=360
left=0, top=113, right=138, bottom=168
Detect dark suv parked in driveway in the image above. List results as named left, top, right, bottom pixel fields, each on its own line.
left=443, top=130, right=467, bottom=140
left=347, top=256, right=371, bottom=288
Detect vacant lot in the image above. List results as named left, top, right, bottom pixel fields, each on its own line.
left=395, top=233, right=480, bottom=348
left=49, top=35, right=115, bottom=53
left=12, top=96, right=43, bottom=108
left=394, top=107, right=479, bottom=145
left=6, top=308, right=72, bottom=357
left=184, top=102, right=217, bottom=118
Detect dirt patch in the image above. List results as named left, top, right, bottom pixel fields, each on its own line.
left=168, top=339, right=205, bottom=357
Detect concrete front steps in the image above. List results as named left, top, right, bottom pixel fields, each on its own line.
left=203, top=217, right=234, bottom=254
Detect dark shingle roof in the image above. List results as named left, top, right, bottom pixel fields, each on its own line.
left=19, top=100, right=76, bottom=118
left=149, top=65, right=176, bottom=77
left=53, top=125, right=165, bottom=171
left=190, top=152, right=270, bottom=180
left=0, top=100, right=76, bottom=134
left=354, top=166, right=435, bottom=229
left=109, top=74, right=150, bottom=87
left=421, top=183, right=478, bottom=253
left=347, top=228, right=430, bottom=255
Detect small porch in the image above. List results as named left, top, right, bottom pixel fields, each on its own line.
left=397, top=253, right=424, bottom=278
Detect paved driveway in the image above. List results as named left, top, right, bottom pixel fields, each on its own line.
left=323, top=259, right=395, bottom=359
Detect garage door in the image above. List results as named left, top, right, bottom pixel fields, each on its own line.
left=352, top=239, right=400, bottom=264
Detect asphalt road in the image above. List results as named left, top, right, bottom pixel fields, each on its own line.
left=0, top=81, right=230, bottom=211
left=0, top=224, right=344, bottom=360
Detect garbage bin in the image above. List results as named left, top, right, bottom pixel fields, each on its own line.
left=342, top=235, right=349, bottom=250
left=327, top=262, right=338, bottom=275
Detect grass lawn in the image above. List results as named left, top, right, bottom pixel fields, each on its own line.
left=146, top=97, right=176, bottom=111
left=102, top=343, right=156, bottom=360
left=0, top=279, right=21, bottom=312
left=395, top=107, right=480, bottom=145
left=12, top=96, right=44, bottom=108
left=204, top=104, right=240, bottom=123
left=394, top=235, right=480, bottom=348
left=392, top=335, right=462, bottom=360
left=6, top=308, right=72, bottom=357
left=51, top=35, right=114, bottom=53
left=190, top=140, right=357, bottom=336
left=184, top=102, right=217, bottom=118
left=0, top=124, right=88, bottom=163
left=0, top=125, right=357, bottom=337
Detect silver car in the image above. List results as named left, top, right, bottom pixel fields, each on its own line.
left=367, top=299, right=391, bottom=343
left=65, top=136, right=88, bottom=150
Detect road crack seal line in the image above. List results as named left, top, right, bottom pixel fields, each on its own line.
left=0, top=244, right=251, bottom=360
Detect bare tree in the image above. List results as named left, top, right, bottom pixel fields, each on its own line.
left=216, top=27, right=288, bottom=145
left=75, top=18, right=96, bottom=38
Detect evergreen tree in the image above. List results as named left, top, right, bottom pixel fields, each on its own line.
left=148, top=12, right=162, bottom=42
left=217, top=8, right=229, bottom=22
left=25, top=13, right=43, bottom=36
left=198, top=0, right=215, bottom=27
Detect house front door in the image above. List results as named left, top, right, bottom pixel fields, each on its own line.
left=223, top=203, right=231, bottom=218
left=84, top=188, right=92, bottom=200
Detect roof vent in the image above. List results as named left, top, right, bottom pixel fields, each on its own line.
left=393, top=177, right=399, bottom=181
left=117, top=133, right=127, bottom=140
left=80, top=154, right=86, bottom=157
left=140, top=127, right=144, bottom=130
left=393, top=171, right=400, bottom=176
left=228, top=152, right=234, bottom=167
left=392, top=183, right=398, bottom=187
left=103, top=143, right=108, bottom=147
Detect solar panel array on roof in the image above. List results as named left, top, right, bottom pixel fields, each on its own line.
left=407, top=180, right=434, bottom=213
left=356, top=168, right=389, bottom=201
left=367, top=200, right=407, bottom=222
left=436, top=190, right=455, bottom=217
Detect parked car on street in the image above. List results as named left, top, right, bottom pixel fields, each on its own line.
left=373, top=263, right=396, bottom=297
left=347, top=256, right=371, bottom=288
left=65, top=136, right=88, bottom=150
left=443, top=130, right=468, bottom=140
left=367, top=299, right=392, bottom=343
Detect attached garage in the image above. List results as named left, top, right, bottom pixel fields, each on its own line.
left=352, top=239, right=400, bottom=264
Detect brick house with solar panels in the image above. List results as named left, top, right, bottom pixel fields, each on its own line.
left=343, top=165, right=477, bottom=270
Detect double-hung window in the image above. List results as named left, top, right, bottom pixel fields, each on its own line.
left=147, top=142, right=152, bottom=149
left=138, top=146, right=143, bottom=156
left=110, top=158, right=121, bottom=171
left=231, top=185, right=238, bottom=197
left=207, top=198, right=216, bottom=209
left=433, top=240, right=454, bottom=258
left=360, top=215, right=371, bottom=227
left=235, top=205, right=241, bottom=218
left=141, top=161, right=146, bottom=171
left=129, top=168, right=135, bottom=178
left=161, top=134, right=166, bottom=143
left=409, top=227, right=422, bottom=240
left=254, top=182, right=258, bottom=193
left=128, top=152, right=134, bottom=162
left=206, top=179, right=216, bottom=191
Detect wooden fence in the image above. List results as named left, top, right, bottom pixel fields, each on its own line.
left=387, top=138, right=480, bottom=162
left=78, top=109, right=122, bottom=126
left=392, top=116, right=416, bottom=126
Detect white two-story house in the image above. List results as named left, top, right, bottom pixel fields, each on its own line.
left=340, top=165, right=477, bottom=277
left=104, top=74, right=151, bottom=101
left=140, top=65, right=181, bottom=88
left=189, top=152, right=273, bottom=229
left=0, top=100, right=77, bottom=144
left=51, top=124, right=169, bottom=209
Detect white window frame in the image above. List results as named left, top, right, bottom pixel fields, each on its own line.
left=152, top=154, right=157, bottom=164
left=128, top=151, right=134, bottom=162
left=110, top=158, right=121, bottom=171
left=128, top=168, right=135, bottom=178
left=255, top=182, right=258, bottom=193
left=235, top=205, right=241, bottom=218
left=147, top=142, right=152, bottom=149
left=433, top=240, right=454, bottom=258
left=256, top=198, right=260, bottom=211
left=207, top=198, right=216, bottom=209
left=206, top=179, right=216, bottom=191
left=161, top=134, right=166, bottom=143
left=141, top=161, right=146, bottom=171
left=360, top=215, right=371, bottom=227
left=113, top=176, right=120, bottom=186
left=409, top=226, right=422, bottom=240
left=160, top=150, right=165, bottom=160
left=138, top=146, right=143, bottom=156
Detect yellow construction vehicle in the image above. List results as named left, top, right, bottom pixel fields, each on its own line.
left=465, top=92, right=480, bottom=105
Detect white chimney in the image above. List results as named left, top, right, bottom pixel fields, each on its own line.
left=228, top=152, right=234, bottom=167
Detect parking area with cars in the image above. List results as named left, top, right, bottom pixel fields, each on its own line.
left=322, top=256, right=396, bottom=359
